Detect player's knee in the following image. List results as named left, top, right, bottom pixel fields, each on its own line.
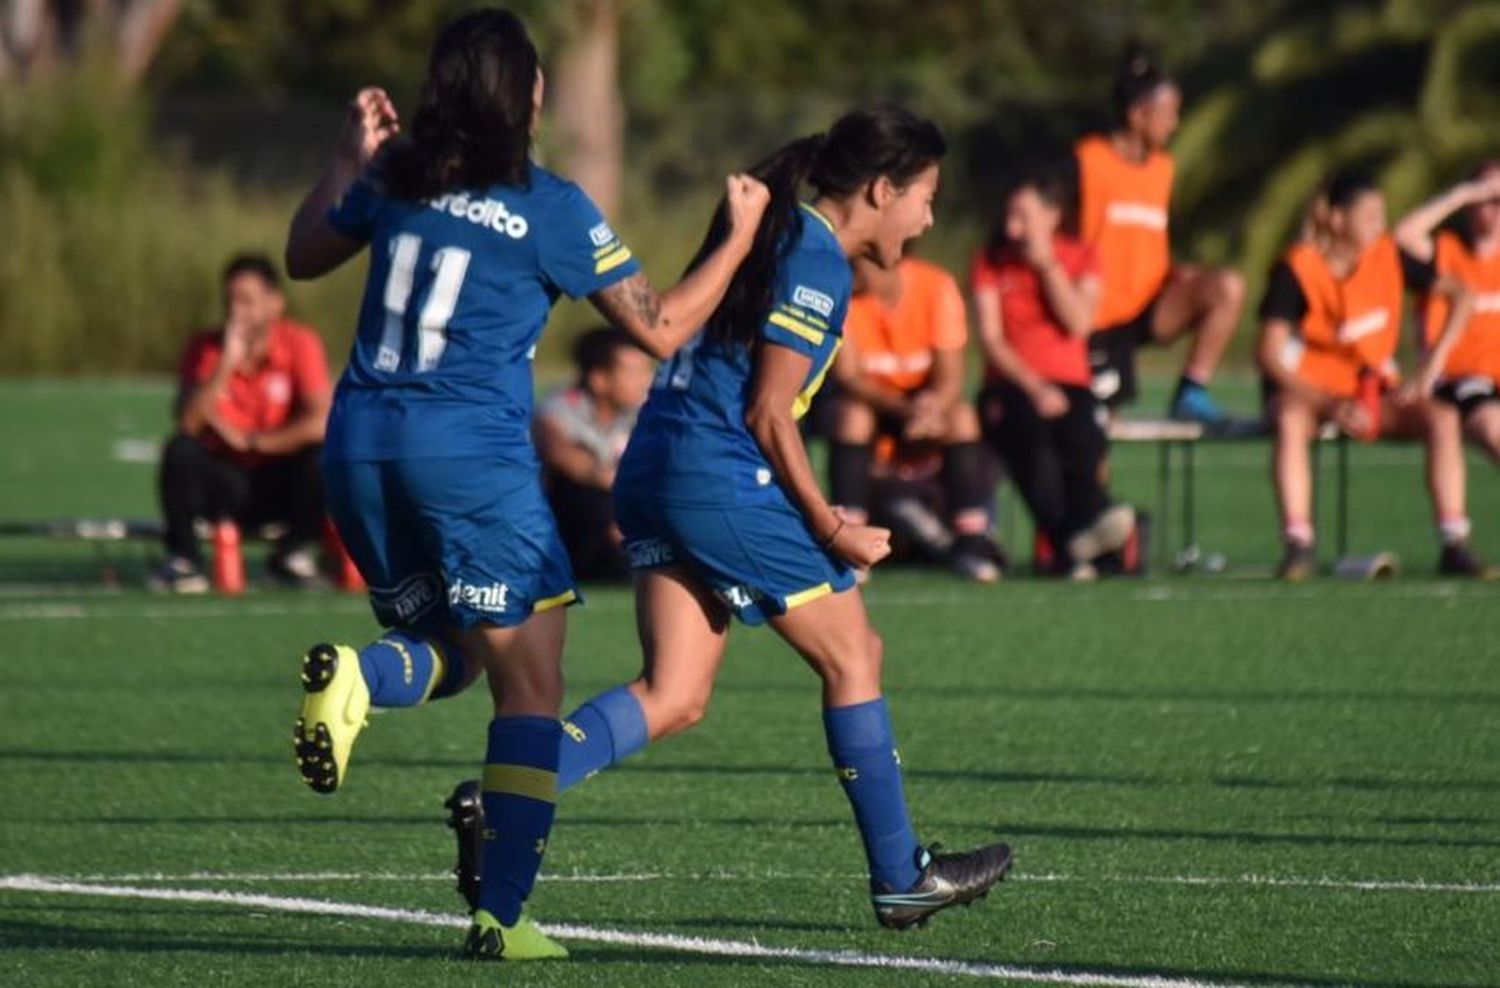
left=1212, top=269, right=1246, bottom=312
left=655, top=688, right=712, bottom=737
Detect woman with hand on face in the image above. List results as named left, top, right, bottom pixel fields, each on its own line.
left=1394, top=161, right=1500, bottom=578
left=973, top=164, right=1135, bottom=580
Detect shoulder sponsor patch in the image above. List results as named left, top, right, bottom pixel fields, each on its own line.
left=792, top=285, right=835, bottom=318
left=589, top=221, right=617, bottom=247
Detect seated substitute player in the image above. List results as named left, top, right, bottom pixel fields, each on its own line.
left=828, top=252, right=1005, bottom=582
left=282, top=8, right=769, bottom=962
left=447, top=106, right=1012, bottom=932
left=536, top=327, right=654, bottom=581
left=1394, top=161, right=1500, bottom=578
left=1077, top=44, right=1245, bottom=424
left=151, top=254, right=331, bottom=592
left=972, top=166, right=1136, bottom=580
left=1257, top=168, right=1475, bottom=581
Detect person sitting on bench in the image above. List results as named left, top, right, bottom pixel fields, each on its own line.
left=1257, top=169, right=1475, bottom=581
left=972, top=164, right=1135, bottom=580
left=1394, top=161, right=1500, bottom=580
left=151, top=254, right=332, bottom=592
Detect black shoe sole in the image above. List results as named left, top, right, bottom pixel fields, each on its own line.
left=445, top=780, right=484, bottom=912
left=876, top=845, right=1013, bottom=931
left=293, top=644, right=341, bottom=794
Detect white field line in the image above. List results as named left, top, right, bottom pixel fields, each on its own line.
left=0, top=874, right=1273, bottom=988
left=0, top=582, right=1495, bottom=620
left=18, top=870, right=1500, bottom=895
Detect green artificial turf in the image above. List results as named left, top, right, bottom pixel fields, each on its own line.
left=1, top=379, right=1498, bottom=986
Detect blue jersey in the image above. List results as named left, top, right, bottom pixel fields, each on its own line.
left=323, top=162, right=639, bottom=463
left=617, top=204, right=849, bottom=506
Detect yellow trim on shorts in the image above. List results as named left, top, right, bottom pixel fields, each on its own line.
left=768, top=310, right=826, bottom=346
left=482, top=764, right=558, bottom=804
left=784, top=582, right=834, bottom=611
left=534, top=589, right=579, bottom=613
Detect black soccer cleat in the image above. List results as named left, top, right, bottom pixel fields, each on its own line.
left=1438, top=541, right=1500, bottom=581
left=872, top=842, right=1012, bottom=930
left=445, top=779, right=485, bottom=912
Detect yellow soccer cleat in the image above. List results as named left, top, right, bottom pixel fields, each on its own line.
left=292, top=643, right=369, bottom=794
left=464, top=909, right=569, bottom=961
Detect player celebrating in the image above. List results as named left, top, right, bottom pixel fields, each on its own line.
left=282, top=8, right=767, bottom=961
left=1394, top=161, right=1500, bottom=577
left=450, top=106, right=1012, bottom=931
left=1257, top=168, right=1474, bottom=580
left=1076, top=44, right=1245, bottom=424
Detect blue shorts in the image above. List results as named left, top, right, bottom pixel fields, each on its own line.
left=325, top=456, right=579, bottom=635
left=614, top=488, right=855, bottom=626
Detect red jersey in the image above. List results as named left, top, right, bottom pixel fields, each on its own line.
left=178, top=319, right=331, bottom=464
left=971, top=235, right=1098, bottom=387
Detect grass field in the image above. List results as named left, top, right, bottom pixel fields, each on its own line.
left=2, top=380, right=1499, bottom=987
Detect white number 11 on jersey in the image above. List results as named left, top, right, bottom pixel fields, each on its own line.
left=375, top=233, right=472, bottom=373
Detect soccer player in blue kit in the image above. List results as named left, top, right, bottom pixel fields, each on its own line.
left=450, top=106, right=1014, bottom=931
left=281, top=9, right=768, bottom=961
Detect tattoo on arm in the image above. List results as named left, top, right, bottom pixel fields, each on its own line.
left=595, top=273, right=662, bottom=331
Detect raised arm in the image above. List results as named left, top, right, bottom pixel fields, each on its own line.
left=1394, top=173, right=1500, bottom=263
left=286, top=88, right=401, bottom=280
left=589, top=176, right=770, bottom=360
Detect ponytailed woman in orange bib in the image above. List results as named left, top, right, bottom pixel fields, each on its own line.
left=1256, top=168, right=1474, bottom=580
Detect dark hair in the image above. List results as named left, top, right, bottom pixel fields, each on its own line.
left=1112, top=41, right=1174, bottom=125
left=222, top=253, right=280, bottom=289
left=382, top=8, right=539, bottom=201
left=1325, top=167, right=1380, bottom=210
left=573, top=327, right=643, bottom=381
left=986, top=159, right=1076, bottom=257
left=687, top=105, right=946, bottom=350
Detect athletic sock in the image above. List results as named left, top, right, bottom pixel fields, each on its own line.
left=943, top=440, right=994, bottom=536
left=829, top=441, right=874, bottom=518
left=1283, top=520, right=1315, bottom=548
left=478, top=716, right=561, bottom=925
left=356, top=631, right=468, bottom=707
left=1437, top=516, right=1472, bottom=546
left=558, top=685, right=650, bottom=791
left=823, top=697, right=922, bottom=892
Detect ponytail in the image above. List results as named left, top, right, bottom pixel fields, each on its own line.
left=688, top=106, right=945, bottom=350
left=1112, top=40, right=1172, bottom=126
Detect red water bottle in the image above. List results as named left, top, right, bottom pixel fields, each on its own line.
left=1353, top=372, right=1382, bottom=443
left=212, top=520, right=245, bottom=594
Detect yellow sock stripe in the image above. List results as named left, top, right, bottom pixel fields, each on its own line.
left=768, top=311, right=826, bottom=346
left=784, top=581, right=834, bottom=610
left=482, top=763, right=558, bottom=804
left=380, top=637, right=416, bottom=689
left=534, top=589, right=579, bottom=614
left=417, top=637, right=447, bottom=703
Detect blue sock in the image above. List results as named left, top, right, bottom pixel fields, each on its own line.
left=356, top=631, right=468, bottom=707
left=823, top=697, right=922, bottom=892
left=558, top=685, right=649, bottom=791
left=478, top=716, right=561, bottom=925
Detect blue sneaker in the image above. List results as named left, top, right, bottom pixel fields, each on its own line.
left=1169, top=383, right=1227, bottom=425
